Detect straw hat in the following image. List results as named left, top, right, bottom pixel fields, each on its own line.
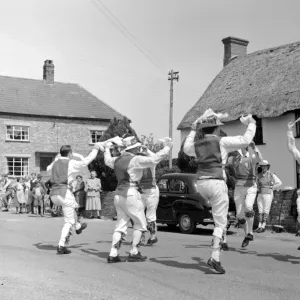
left=122, top=136, right=141, bottom=151
left=259, top=160, right=270, bottom=166
left=194, top=108, right=228, bottom=129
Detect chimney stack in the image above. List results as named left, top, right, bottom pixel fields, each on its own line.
left=43, top=60, right=54, bottom=84
left=222, top=37, right=249, bottom=67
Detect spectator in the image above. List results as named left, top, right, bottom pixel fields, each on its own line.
left=85, top=171, right=102, bottom=219
left=29, top=173, right=38, bottom=214
left=1, top=174, right=15, bottom=212
left=16, top=177, right=26, bottom=213
left=73, top=175, right=86, bottom=220
left=32, top=181, right=46, bottom=216
left=23, top=176, right=31, bottom=213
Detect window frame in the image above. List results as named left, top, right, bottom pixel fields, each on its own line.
left=6, top=125, right=30, bottom=142
left=6, top=157, right=29, bottom=177
left=89, top=130, right=104, bottom=144
left=168, top=179, right=187, bottom=194
left=252, top=116, right=264, bottom=145
left=157, top=178, right=169, bottom=192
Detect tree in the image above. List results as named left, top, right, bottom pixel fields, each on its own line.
left=89, top=117, right=139, bottom=191
left=140, top=133, right=163, bottom=153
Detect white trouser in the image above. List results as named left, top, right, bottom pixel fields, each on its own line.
left=141, top=186, right=159, bottom=223
left=234, top=186, right=257, bottom=219
left=257, top=193, right=273, bottom=215
left=297, top=197, right=300, bottom=223
left=114, top=187, right=147, bottom=234
left=196, top=179, right=229, bottom=239
left=51, top=190, right=81, bottom=247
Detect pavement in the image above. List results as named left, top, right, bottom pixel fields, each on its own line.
left=1, top=212, right=300, bottom=300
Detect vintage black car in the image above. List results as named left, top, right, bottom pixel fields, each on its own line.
left=156, top=173, right=236, bottom=234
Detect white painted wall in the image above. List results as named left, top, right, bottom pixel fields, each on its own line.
left=179, top=112, right=300, bottom=188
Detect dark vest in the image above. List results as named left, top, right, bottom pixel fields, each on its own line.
left=194, top=136, right=223, bottom=180
left=257, top=171, right=274, bottom=194
left=49, top=159, right=70, bottom=198
left=140, top=167, right=156, bottom=190
left=114, top=153, right=135, bottom=195
left=234, top=155, right=256, bottom=187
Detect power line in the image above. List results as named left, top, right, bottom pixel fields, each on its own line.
left=90, top=0, right=165, bottom=74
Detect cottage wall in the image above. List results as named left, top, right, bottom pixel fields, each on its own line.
left=0, top=114, right=108, bottom=177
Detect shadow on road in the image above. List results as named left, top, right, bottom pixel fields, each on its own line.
left=33, top=242, right=89, bottom=251
left=149, top=256, right=220, bottom=275
left=81, top=249, right=129, bottom=262
left=157, top=225, right=235, bottom=236
left=183, top=243, right=300, bottom=265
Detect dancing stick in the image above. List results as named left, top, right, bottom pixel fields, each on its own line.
left=291, top=117, right=300, bottom=127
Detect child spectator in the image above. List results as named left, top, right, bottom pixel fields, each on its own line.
left=32, top=181, right=45, bottom=216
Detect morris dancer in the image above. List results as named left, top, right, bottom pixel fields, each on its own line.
left=228, top=142, right=263, bottom=248
left=287, top=121, right=300, bottom=249
left=256, top=160, right=282, bottom=233
left=104, top=136, right=172, bottom=263
left=138, top=141, right=170, bottom=245
left=184, top=109, right=256, bottom=274
left=47, top=144, right=100, bottom=254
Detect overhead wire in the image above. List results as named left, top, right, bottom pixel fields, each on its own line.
left=89, top=0, right=165, bottom=75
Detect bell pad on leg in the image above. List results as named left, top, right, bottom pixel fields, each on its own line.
left=147, top=221, right=156, bottom=234
left=245, top=210, right=255, bottom=218
left=113, top=233, right=126, bottom=250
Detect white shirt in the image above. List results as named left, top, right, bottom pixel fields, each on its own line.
left=47, top=149, right=98, bottom=184
left=104, top=146, right=171, bottom=182
left=287, top=130, right=300, bottom=162
left=183, top=123, right=256, bottom=179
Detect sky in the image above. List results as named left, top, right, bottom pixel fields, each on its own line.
left=0, top=0, right=300, bottom=156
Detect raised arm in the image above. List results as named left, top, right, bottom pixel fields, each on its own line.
left=71, top=147, right=99, bottom=172
left=220, top=117, right=256, bottom=152
left=104, top=147, right=118, bottom=169
left=287, top=123, right=300, bottom=162
left=183, top=130, right=197, bottom=157
left=272, top=173, right=282, bottom=190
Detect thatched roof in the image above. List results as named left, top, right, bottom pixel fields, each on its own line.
left=178, top=41, right=300, bottom=129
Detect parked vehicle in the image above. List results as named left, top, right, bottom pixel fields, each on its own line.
left=156, top=173, right=236, bottom=234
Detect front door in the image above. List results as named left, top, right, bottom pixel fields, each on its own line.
left=40, top=155, right=55, bottom=176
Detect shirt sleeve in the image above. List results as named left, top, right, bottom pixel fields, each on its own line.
left=183, top=130, right=196, bottom=157
left=104, top=148, right=118, bottom=169
left=272, top=173, right=282, bottom=190
left=3, top=179, right=11, bottom=190
left=287, top=130, right=300, bottom=162
left=130, top=146, right=171, bottom=169
left=220, top=123, right=256, bottom=152
left=70, top=149, right=98, bottom=172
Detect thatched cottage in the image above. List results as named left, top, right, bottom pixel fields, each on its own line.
left=178, top=37, right=300, bottom=189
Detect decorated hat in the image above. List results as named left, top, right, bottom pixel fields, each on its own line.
left=122, top=136, right=141, bottom=151
left=37, top=174, right=43, bottom=178
left=194, top=108, right=229, bottom=129
left=259, top=160, right=270, bottom=166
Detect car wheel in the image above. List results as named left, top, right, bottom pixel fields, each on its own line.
left=178, top=213, right=196, bottom=234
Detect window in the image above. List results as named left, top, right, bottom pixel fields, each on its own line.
left=6, top=126, right=29, bottom=141
left=90, top=130, right=104, bottom=144
left=158, top=179, right=168, bottom=192
left=295, top=110, right=300, bottom=138
left=7, top=157, right=29, bottom=177
left=253, top=116, right=264, bottom=145
left=169, top=179, right=187, bottom=193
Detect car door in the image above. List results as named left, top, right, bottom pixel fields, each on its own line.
left=157, top=178, right=187, bottom=222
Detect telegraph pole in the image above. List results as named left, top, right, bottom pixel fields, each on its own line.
left=168, top=69, right=179, bottom=169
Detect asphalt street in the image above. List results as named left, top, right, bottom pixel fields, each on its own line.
left=1, top=212, right=300, bottom=300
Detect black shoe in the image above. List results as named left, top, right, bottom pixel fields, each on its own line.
left=107, top=255, right=126, bottom=263
left=76, top=223, right=87, bottom=234
left=207, top=258, right=226, bottom=274
left=147, top=237, right=158, bottom=245
left=298, top=245, right=300, bottom=250
left=128, top=252, right=147, bottom=262
left=97, top=216, right=101, bottom=219
left=57, top=246, right=71, bottom=255
left=221, top=243, right=229, bottom=251
left=241, top=233, right=253, bottom=248
left=246, top=233, right=254, bottom=241
left=256, top=228, right=265, bottom=233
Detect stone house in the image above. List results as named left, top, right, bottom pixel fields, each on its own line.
left=178, top=37, right=300, bottom=229
left=0, top=60, right=125, bottom=179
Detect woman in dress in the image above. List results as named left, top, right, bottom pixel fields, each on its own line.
left=73, top=175, right=86, bottom=219
left=85, top=171, right=102, bottom=219
left=23, top=176, right=31, bottom=213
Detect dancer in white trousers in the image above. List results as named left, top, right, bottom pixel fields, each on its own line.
left=228, top=142, right=263, bottom=248
left=287, top=121, right=300, bottom=249
left=104, top=136, right=172, bottom=263
left=256, top=160, right=282, bottom=233
left=184, top=109, right=256, bottom=274
left=47, top=144, right=100, bottom=254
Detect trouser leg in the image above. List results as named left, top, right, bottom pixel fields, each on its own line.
left=244, top=186, right=257, bottom=235
left=257, top=193, right=264, bottom=228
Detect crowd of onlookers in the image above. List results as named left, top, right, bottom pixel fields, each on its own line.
left=0, top=171, right=103, bottom=219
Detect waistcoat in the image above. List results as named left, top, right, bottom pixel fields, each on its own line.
left=49, top=159, right=70, bottom=198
